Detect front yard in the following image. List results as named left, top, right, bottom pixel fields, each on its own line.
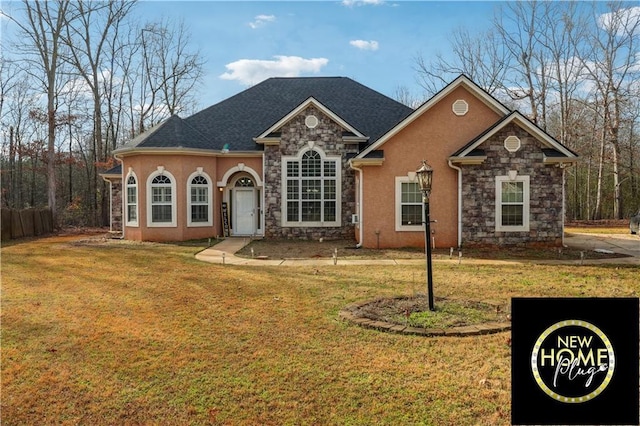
left=2, top=234, right=638, bottom=425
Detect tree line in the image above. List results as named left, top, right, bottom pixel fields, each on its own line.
left=1, top=0, right=203, bottom=226
left=1, top=1, right=638, bottom=228
left=407, top=1, right=639, bottom=221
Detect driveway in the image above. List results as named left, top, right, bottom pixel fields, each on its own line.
left=564, top=232, right=640, bottom=259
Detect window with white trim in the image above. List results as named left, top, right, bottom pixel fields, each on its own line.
left=282, top=148, right=341, bottom=226
left=395, top=177, right=424, bottom=231
left=495, top=175, right=530, bottom=232
left=147, top=170, right=177, bottom=227
left=187, top=172, right=212, bottom=227
left=125, top=172, right=138, bottom=226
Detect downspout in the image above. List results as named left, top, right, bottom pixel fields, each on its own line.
left=447, top=160, right=462, bottom=248
left=349, top=160, right=364, bottom=248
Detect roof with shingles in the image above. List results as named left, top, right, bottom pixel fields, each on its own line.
left=119, top=115, right=210, bottom=150
left=119, top=77, right=413, bottom=152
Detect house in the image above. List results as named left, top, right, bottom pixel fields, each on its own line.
left=102, top=75, right=578, bottom=248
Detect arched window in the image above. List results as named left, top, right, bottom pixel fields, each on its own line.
left=125, top=172, right=138, bottom=226
left=235, top=177, right=254, bottom=187
left=282, top=148, right=340, bottom=226
left=187, top=172, right=212, bottom=226
left=147, top=170, right=177, bottom=227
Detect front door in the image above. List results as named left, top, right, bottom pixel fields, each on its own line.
left=234, top=189, right=255, bottom=235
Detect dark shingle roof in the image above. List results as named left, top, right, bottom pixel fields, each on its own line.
left=180, top=77, right=413, bottom=151
left=129, top=115, right=210, bottom=149
left=103, top=164, right=122, bottom=175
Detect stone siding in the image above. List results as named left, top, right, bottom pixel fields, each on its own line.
left=110, top=178, right=123, bottom=233
left=461, top=123, right=564, bottom=247
left=264, top=105, right=357, bottom=240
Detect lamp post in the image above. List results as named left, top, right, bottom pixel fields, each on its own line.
left=416, top=160, right=435, bottom=311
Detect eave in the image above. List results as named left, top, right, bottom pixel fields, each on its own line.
left=99, top=172, right=121, bottom=181
left=447, top=156, right=487, bottom=165
left=113, top=147, right=263, bottom=158
left=543, top=156, right=578, bottom=165
left=349, top=158, right=384, bottom=167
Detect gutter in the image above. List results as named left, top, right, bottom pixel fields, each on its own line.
left=349, top=160, right=364, bottom=248
left=447, top=160, right=463, bottom=248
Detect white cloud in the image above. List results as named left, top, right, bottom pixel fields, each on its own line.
left=248, top=14, right=276, bottom=29
left=220, top=55, right=329, bottom=85
left=350, top=39, right=379, bottom=51
left=342, top=0, right=384, bottom=7
left=597, top=6, right=640, bottom=36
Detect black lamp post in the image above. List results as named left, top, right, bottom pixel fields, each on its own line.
left=416, top=160, right=435, bottom=311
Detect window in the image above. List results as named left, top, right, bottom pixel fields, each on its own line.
left=147, top=170, right=177, bottom=227
left=282, top=148, right=341, bottom=226
left=125, top=172, right=138, bottom=226
left=495, top=175, right=530, bottom=232
left=187, top=172, right=212, bottom=227
left=395, top=177, right=424, bottom=231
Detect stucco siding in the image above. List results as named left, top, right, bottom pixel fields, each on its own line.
left=359, top=86, right=502, bottom=249
left=119, top=154, right=220, bottom=241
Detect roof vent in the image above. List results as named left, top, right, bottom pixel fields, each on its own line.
left=452, top=99, right=468, bottom=116
left=504, top=135, right=521, bottom=152
left=305, top=115, right=319, bottom=129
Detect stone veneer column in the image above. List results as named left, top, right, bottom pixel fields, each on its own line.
left=263, top=105, right=357, bottom=240
left=110, top=178, right=123, bottom=232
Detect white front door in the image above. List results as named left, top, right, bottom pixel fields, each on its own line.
left=234, top=189, right=255, bottom=235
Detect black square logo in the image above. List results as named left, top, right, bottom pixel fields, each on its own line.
left=511, top=297, right=639, bottom=425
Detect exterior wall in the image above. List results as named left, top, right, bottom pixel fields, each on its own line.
left=119, top=154, right=219, bottom=241
left=264, top=105, right=358, bottom=240
left=216, top=156, right=264, bottom=236
left=110, top=178, right=123, bottom=233
left=461, top=123, right=564, bottom=246
left=359, top=86, right=502, bottom=249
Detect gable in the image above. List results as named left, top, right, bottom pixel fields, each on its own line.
left=356, top=75, right=509, bottom=160
left=449, top=111, right=578, bottom=164
left=254, top=97, right=366, bottom=145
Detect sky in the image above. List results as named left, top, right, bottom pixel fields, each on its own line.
left=132, top=0, right=501, bottom=108
left=1, top=1, right=503, bottom=110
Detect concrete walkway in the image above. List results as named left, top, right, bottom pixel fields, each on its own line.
left=195, top=233, right=640, bottom=266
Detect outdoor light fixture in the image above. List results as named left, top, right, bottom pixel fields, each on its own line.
left=415, top=160, right=433, bottom=197
left=416, top=160, right=435, bottom=311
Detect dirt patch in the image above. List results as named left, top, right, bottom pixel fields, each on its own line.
left=235, top=238, right=425, bottom=260
left=236, top=238, right=626, bottom=261
left=348, top=296, right=509, bottom=329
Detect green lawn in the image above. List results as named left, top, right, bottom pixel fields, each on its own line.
left=2, top=235, right=638, bottom=425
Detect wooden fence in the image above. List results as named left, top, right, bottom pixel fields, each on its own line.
left=1, top=208, right=54, bottom=241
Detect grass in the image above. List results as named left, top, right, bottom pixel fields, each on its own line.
left=2, top=234, right=639, bottom=425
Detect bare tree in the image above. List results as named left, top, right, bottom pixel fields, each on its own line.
left=9, top=0, right=72, bottom=221
left=580, top=2, right=640, bottom=219
left=415, top=27, right=509, bottom=97
left=493, top=1, right=549, bottom=125
left=392, top=84, right=422, bottom=108
left=136, top=18, right=204, bottom=134
left=62, top=0, right=135, bottom=225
